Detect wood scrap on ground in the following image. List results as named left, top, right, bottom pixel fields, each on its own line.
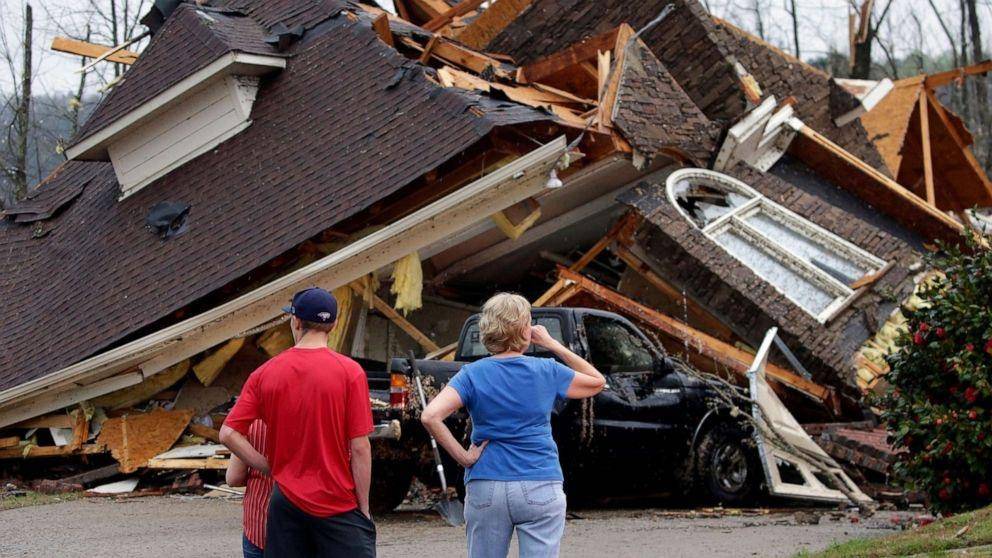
left=97, top=408, right=193, bottom=473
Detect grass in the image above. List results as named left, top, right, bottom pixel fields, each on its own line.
left=798, top=505, right=992, bottom=557
left=0, top=490, right=82, bottom=511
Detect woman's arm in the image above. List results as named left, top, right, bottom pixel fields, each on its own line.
left=530, top=325, right=606, bottom=399
left=226, top=454, right=249, bottom=487
left=420, top=386, right=488, bottom=468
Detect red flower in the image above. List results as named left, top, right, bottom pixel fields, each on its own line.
left=936, top=418, right=945, bottom=426
left=914, top=332, right=925, bottom=345
left=939, top=488, right=952, bottom=501
left=943, top=441, right=954, bottom=454
left=985, top=339, right=992, bottom=355
left=950, top=386, right=959, bottom=395
left=979, top=432, right=987, bottom=442
left=965, top=387, right=979, bottom=404
left=937, top=327, right=947, bottom=338
left=967, top=343, right=976, bottom=352
left=920, top=322, right=931, bottom=333
left=969, top=410, right=979, bottom=420
left=980, top=484, right=991, bottom=497
left=944, top=476, right=953, bottom=485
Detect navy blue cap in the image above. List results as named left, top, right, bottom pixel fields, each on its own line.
left=283, top=287, right=338, bottom=323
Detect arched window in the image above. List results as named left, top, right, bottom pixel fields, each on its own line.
left=667, top=169, right=886, bottom=322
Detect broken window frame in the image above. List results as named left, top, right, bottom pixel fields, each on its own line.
left=666, top=168, right=886, bottom=323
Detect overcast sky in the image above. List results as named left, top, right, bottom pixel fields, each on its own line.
left=1, top=0, right=990, bottom=97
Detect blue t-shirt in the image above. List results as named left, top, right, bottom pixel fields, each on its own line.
left=447, top=355, right=576, bottom=482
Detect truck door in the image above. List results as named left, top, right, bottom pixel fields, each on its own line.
left=581, top=312, right=686, bottom=485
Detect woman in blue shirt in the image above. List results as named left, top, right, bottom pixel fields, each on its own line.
left=421, top=293, right=605, bottom=558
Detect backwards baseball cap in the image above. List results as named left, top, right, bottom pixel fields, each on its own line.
left=282, top=287, right=338, bottom=324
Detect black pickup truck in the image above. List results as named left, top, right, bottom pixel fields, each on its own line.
left=367, top=307, right=761, bottom=512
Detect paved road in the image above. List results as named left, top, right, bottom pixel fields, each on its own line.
left=0, top=496, right=897, bottom=557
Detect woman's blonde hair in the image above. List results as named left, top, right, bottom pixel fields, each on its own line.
left=479, top=292, right=531, bottom=354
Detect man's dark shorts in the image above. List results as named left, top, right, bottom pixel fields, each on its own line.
left=264, top=485, right=376, bottom=557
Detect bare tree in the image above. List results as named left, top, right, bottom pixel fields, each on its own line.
left=849, top=0, right=895, bottom=79
left=0, top=3, right=34, bottom=208
left=785, top=0, right=800, bottom=58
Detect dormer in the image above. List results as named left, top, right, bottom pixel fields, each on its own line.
left=64, top=6, right=285, bottom=199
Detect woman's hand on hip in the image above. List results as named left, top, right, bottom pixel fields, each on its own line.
left=461, top=440, right=489, bottom=467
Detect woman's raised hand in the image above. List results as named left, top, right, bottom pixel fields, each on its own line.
left=529, top=324, right=558, bottom=349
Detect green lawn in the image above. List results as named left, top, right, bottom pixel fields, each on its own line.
left=799, top=506, right=992, bottom=557
left=0, top=490, right=81, bottom=511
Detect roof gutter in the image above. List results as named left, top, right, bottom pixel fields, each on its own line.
left=0, top=136, right=568, bottom=427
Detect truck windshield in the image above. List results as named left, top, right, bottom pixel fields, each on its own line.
left=583, top=314, right=655, bottom=373
left=460, top=316, right=565, bottom=359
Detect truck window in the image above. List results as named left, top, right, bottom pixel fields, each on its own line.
left=583, top=314, right=654, bottom=373
left=460, top=316, right=565, bottom=359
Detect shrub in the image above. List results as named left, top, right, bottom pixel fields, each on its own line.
left=879, top=233, right=992, bottom=512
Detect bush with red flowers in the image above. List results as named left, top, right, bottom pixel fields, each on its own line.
left=879, top=233, right=992, bottom=512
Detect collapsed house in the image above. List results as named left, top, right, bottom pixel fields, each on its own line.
left=1, top=0, right=990, bottom=499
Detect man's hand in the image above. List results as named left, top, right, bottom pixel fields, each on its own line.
left=460, top=440, right=489, bottom=467
left=529, top=325, right=559, bottom=350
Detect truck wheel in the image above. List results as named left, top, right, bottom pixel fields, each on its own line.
left=696, top=422, right=761, bottom=505
left=371, top=469, right=414, bottom=514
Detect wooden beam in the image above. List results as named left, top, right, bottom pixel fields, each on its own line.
left=11, top=413, right=73, bottom=429
left=372, top=13, right=394, bottom=47
left=351, top=282, right=441, bottom=353
left=924, top=88, right=992, bottom=204
left=50, top=36, right=138, bottom=65
left=553, top=268, right=833, bottom=405
left=408, top=0, right=450, bottom=18
left=923, top=59, right=992, bottom=90
left=0, top=443, right=105, bottom=459
left=430, top=39, right=511, bottom=79
left=424, top=0, right=486, bottom=31
left=788, top=124, right=963, bottom=245
left=188, top=423, right=221, bottom=444
left=599, top=25, right=635, bottom=127
left=454, top=0, right=533, bottom=50
left=518, top=26, right=621, bottom=84
left=849, top=260, right=896, bottom=290
left=919, top=92, right=936, bottom=205
left=0, top=436, right=19, bottom=449
left=393, top=0, right=412, bottom=21
left=418, top=35, right=439, bottom=64
left=144, top=457, right=230, bottom=470
left=0, top=372, right=144, bottom=429
left=613, top=245, right=737, bottom=343
left=569, top=212, right=640, bottom=272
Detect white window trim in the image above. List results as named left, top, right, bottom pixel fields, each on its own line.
left=666, top=168, right=886, bottom=323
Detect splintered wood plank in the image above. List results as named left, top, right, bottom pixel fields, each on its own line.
left=599, top=25, right=635, bottom=126
left=923, top=59, right=992, bottom=90
left=144, top=457, right=230, bottom=470
left=97, top=408, right=194, bottom=473
left=424, top=0, right=485, bottom=31
left=0, top=436, right=19, bottom=449
left=919, top=93, right=935, bottom=205
left=50, top=36, right=138, bottom=64
left=188, top=423, right=221, bottom=444
left=568, top=212, right=640, bottom=273
left=372, top=13, right=394, bottom=47
left=0, top=444, right=106, bottom=459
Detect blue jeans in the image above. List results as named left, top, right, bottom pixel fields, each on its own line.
left=464, top=480, right=567, bottom=558
left=242, top=534, right=263, bottom=558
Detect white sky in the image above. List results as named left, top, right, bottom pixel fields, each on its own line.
left=1, top=0, right=990, bottom=97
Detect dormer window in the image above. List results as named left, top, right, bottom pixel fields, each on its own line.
left=668, top=169, right=886, bottom=322
left=65, top=52, right=285, bottom=199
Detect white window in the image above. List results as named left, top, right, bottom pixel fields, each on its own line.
left=666, top=168, right=886, bottom=322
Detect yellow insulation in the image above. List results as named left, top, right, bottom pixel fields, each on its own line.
left=326, top=285, right=354, bottom=352
left=391, top=252, right=423, bottom=316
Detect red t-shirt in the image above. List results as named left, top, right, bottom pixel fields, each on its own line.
left=225, top=347, right=373, bottom=517
left=244, top=420, right=273, bottom=549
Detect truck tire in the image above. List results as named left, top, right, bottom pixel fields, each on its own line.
left=695, top=421, right=761, bottom=505
left=371, top=469, right=414, bottom=514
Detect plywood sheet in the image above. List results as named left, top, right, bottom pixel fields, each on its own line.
left=97, top=408, right=194, bottom=473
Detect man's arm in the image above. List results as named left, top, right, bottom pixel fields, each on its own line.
left=219, top=425, right=270, bottom=475
left=226, top=454, right=249, bottom=487
left=350, top=436, right=372, bottom=518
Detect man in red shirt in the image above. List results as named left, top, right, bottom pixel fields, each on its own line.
left=225, top=420, right=273, bottom=558
left=220, top=287, right=375, bottom=557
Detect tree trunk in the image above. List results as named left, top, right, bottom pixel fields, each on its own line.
left=13, top=3, right=33, bottom=202
left=787, top=0, right=800, bottom=58
left=70, top=25, right=91, bottom=137
left=110, top=0, right=120, bottom=77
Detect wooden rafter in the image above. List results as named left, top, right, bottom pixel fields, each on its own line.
left=919, top=92, right=935, bottom=205
left=924, top=88, right=992, bottom=204
left=453, top=0, right=533, bottom=50
left=517, top=26, right=624, bottom=85
left=545, top=268, right=833, bottom=406
left=351, top=281, right=440, bottom=353
left=923, top=59, right=992, bottom=90
left=50, top=36, right=138, bottom=65
left=372, top=13, right=394, bottom=47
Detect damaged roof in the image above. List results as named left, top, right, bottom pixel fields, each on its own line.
left=0, top=0, right=549, bottom=393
